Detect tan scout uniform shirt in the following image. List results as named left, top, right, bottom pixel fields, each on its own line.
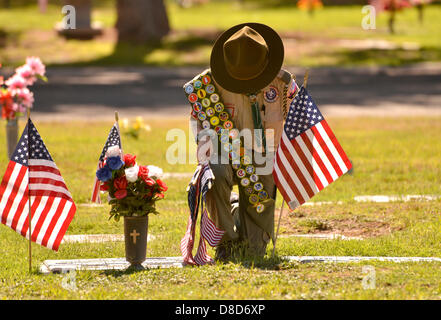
left=192, top=68, right=295, bottom=161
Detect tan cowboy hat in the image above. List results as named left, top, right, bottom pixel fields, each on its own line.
left=210, top=23, right=284, bottom=94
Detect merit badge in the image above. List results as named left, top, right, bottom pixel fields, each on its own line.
left=202, top=75, right=211, bottom=85
left=223, top=120, right=233, bottom=130
left=236, top=169, right=246, bottom=178
left=229, top=129, right=239, bottom=139
left=219, top=111, right=229, bottom=121
left=232, top=162, right=241, bottom=170
left=245, top=186, right=253, bottom=194
left=223, top=143, right=232, bottom=153
left=198, top=111, right=207, bottom=121
left=205, top=84, right=215, bottom=94
left=240, top=178, right=250, bottom=187
left=191, top=110, right=198, bottom=120
left=210, top=94, right=220, bottom=103
left=264, top=86, right=279, bottom=103
left=230, top=151, right=240, bottom=162
left=256, top=203, right=265, bottom=214
left=197, top=89, right=206, bottom=99
left=253, top=182, right=264, bottom=191
left=249, top=194, right=259, bottom=205
left=188, top=93, right=198, bottom=103
left=210, top=116, right=220, bottom=126
left=193, top=102, right=202, bottom=112
left=250, top=174, right=259, bottom=183
left=214, top=126, right=223, bottom=135
left=214, top=103, right=224, bottom=112
left=202, top=120, right=210, bottom=129
left=202, top=98, right=211, bottom=108
left=193, top=80, right=203, bottom=89
left=184, top=84, right=194, bottom=94
left=258, top=190, right=268, bottom=200
left=241, top=155, right=252, bottom=165
left=206, top=107, right=215, bottom=117
left=246, top=165, right=255, bottom=174
left=220, top=134, right=229, bottom=144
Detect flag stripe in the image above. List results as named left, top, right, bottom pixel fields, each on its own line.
left=38, top=197, right=63, bottom=247
left=47, top=200, right=73, bottom=250
left=301, top=131, right=333, bottom=184
left=291, top=137, right=324, bottom=191
left=32, top=197, right=54, bottom=243
left=315, top=122, right=349, bottom=174
left=280, top=134, right=316, bottom=197
left=295, top=135, right=328, bottom=189
left=277, top=146, right=309, bottom=202
left=306, top=129, right=339, bottom=181
left=273, top=156, right=301, bottom=206
left=3, top=165, right=27, bottom=227
left=52, top=203, right=76, bottom=251
left=311, top=125, right=343, bottom=177
left=0, top=163, right=24, bottom=224
left=320, top=120, right=352, bottom=171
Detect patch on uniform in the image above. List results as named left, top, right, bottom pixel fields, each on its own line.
left=198, top=111, right=207, bottom=121
left=193, top=80, right=203, bottom=89
left=206, top=84, right=215, bottom=94
left=184, top=84, right=194, bottom=94
left=202, top=120, right=210, bottom=129
left=210, top=94, right=220, bottom=103
left=264, top=86, right=279, bottom=103
left=188, top=93, right=198, bottom=103
left=202, top=75, right=211, bottom=85
left=206, top=107, right=215, bottom=117
left=219, top=112, right=229, bottom=122
left=202, top=98, right=211, bottom=108
left=197, top=89, right=206, bottom=99
left=210, top=116, right=220, bottom=126
left=193, top=102, right=202, bottom=112
left=214, top=102, right=224, bottom=112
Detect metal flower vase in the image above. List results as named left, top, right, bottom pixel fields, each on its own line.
left=6, top=119, right=18, bottom=159
left=123, top=215, right=149, bottom=270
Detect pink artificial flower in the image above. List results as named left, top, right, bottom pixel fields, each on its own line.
left=5, top=75, right=26, bottom=90
left=26, top=56, right=45, bottom=77
left=15, top=65, right=37, bottom=86
left=12, top=88, right=34, bottom=112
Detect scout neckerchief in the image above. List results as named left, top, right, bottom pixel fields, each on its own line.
left=184, top=71, right=270, bottom=213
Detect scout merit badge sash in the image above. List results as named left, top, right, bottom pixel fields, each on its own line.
left=183, top=71, right=270, bottom=214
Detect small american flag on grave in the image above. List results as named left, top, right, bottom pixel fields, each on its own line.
left=0, top=118, right=76, bottom=251
left=273, top=86, right=352, bottom=210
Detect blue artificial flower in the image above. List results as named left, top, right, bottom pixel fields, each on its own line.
left=96, top=166, right=112, bottom=182
left=107, top=156, right=125, bottom=170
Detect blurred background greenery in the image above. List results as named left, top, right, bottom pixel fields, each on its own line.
left=0, top=0, right=440, bottom=67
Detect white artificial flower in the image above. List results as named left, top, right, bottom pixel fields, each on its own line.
left=147, top=165, right=163, bottom=178
left=125, top=165, right=139, bottom=182
left=106, top=145, right=122, bottom=158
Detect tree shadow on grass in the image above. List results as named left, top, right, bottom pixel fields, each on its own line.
left=59, top=34, right=213, bottom=67
left=332, top=47, right=441, bottom=67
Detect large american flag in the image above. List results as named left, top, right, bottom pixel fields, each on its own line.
left=0, top=118, right=76, bottom=251
left=91, top=121, right=121, bottom=203
left=273, top=86, right=352, bottom=210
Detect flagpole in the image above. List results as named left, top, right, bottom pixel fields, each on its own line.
left=27, top=108, right=32, bottom=273
left=114, top=111, right=123, bottom=155
left=272, top=199, right=285, bottom=258
left=303, top=69, right=309, bottom=88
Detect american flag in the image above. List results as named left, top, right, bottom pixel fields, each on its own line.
left=181, top=164, right=224, bottom=266
left=0, top=118, right=76, bottom=251
left=91, top=122, right=121, bottom=203
left=273, top=86, right=352, bottom=210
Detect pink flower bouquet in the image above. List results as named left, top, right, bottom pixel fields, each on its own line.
left=0, top=57, right=47, bottom=120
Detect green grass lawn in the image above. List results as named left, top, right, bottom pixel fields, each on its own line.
left=0, top=1, right=440, bottom=67
left=0, top=116, right=441, bottom=299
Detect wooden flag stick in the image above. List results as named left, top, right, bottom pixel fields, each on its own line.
left=272, top=199, right=285, bottom=258
left=303, top=69, right=309, bottom=88
left=27, top=109, right=32, bottom=273
left=114, top=111, right=119, bottom=122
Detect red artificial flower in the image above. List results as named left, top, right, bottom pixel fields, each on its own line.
left=156, top=179, right=168, bottom=192
left=113, top=175, right=128, bottom=190
left=1, top=90, right=15, bottom=120
left=100, top=182, right=109, bottom=191
left=123, top=154, right=137, bottom=167
left=138, top=165, right=149, bottom=180
left=155, top=192, right=165, bottom=199
left=143, top=177, right=156, bottom=187
left=114, top=189, right=127, bottom=199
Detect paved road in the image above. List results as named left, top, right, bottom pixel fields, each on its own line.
left=16, top=63, right=441, bottom=121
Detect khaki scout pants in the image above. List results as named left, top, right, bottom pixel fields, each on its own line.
left=206, top=161, right=276, bottom=257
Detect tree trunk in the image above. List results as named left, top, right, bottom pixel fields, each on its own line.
left=116, top=0, right=170, bottom=44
